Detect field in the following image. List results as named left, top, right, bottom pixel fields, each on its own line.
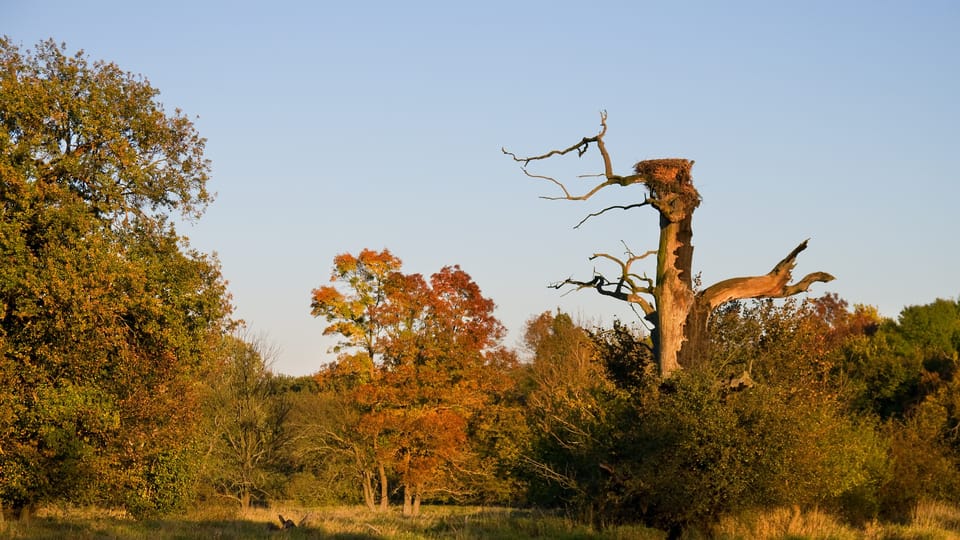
left=4, top=502, right=960, bottom=539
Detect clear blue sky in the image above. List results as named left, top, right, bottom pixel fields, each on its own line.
left=6, top=1, right=959, bottom=375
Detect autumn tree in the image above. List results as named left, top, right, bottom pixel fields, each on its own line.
left=310, top=250, right=518, bottom=515
left=0, top=39, right=231, bottom=517
left=504, top=112, right=834, bottom=377
left=309, top=248, right=403, bottom=510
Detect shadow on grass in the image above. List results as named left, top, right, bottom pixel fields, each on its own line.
left=1, top=516, right=384, bottom=540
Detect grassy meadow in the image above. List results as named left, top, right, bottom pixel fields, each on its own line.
left=3, top=501, right=960, bottom=540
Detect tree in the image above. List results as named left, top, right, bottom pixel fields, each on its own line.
left=309, top=248, right=404, bottom=511
left=310, top=250, right=517, bottom=515
left=203, top=334, right=292, bottom=511
left=521, top=311, right=626, bottom=513
left=310, top=248, right=403, bottom=379
left=0, top=39, right=231, bottom=517
left=840, top=298, right=960, bottom=517
left=504, top=112, right=834, bottom=377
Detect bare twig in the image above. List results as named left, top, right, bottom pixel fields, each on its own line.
left=574, top=200, right=653, bottom=228
left=504, top=111, right=647, bottom=202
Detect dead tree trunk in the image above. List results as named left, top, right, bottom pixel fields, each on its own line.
left=505, top=112, right=834, bottom=378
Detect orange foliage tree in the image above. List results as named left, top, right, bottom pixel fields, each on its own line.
left=310, top=250, right=516, bottom=515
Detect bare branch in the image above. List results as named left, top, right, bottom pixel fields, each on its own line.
left=783, top=271, right=837, bottom=296
left=504, top=111, right=647, bottom=202
left=540, top=177, right=622, bottom=201
left=519, top=455, right=583, bottom=493
left=700, top=240, right=836, bottom=309
left=594, top=110, right=616, bottom=179
left=517, top=167, right=576, bottom=199
left=574, top=200, right=653, bottom=229
left=550, top=271, right=655, bottom=315
left=502, top=135, right=597, bottom=166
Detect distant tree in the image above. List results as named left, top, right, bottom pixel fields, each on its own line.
left=310, top=248, right=403, bottom=377
left=844, top=298, right=960, bottom=419
left=842, top=298, right=960, bottom=517
left=0, top=38, right=231, bottom=518
left=309, top=249, right=403, bottom=511
left=203, top=335, right=292, bottom=511
left=521, top=312, right=625, bottom=512
left=504, top=113, right=834, bottom=378
left=310, top=250, right=518, bottom=515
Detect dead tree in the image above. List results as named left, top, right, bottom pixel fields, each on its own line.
left=504, top=112, right=834, bottom=378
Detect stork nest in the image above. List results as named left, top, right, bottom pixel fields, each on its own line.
left=633, top=158, right=700, bottom=215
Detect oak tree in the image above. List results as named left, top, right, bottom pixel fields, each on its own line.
left=0, top=39, right=231, bottom=517
left=505, top=113, right=834, bottom=377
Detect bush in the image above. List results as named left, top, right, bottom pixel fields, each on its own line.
left=597, top=369, right=888, bottom=531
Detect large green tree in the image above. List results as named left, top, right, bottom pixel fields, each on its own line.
left=0, top=38, right=231, bottom=517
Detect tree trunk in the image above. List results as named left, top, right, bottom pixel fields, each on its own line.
left=240, top=490, right=251, bottom=512
left=378, top=462, right=389, bottom=512
left=677, top=297, right=712, bottom=369
left=361, top=470, right=375, bottom=510
left=412, top=485, right=422, bottom=516
left=402, top=484, right=413, bottom=516
left=652, top=212, right=696, bottom=377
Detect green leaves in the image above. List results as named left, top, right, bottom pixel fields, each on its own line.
left=0, top=39, right=230, bottom=515
left=0, top=38, right=211, bottom=224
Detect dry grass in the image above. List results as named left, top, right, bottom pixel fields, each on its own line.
left=4, top=502, right=960, bottom=539
left=0, top=503, right=664, bottom=539
left=706, top=501, right=960, bottom=540
left=709, top=506, right=862, bottom=539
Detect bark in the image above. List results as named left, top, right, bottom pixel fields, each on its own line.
left=413, top=486, right=422, bottom=516
left=378, top=462, right=389, bottom=511
left=402, top=485, right=413, bottom=516
left=506, top=113, right=835, bottom=378
left=401, top=483, right=423, bottom=516
left=361, top=470, right=375, bottom=510
left=652, top=212, right=696, bottom=377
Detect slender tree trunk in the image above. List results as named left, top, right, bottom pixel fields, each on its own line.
left=361, top=470, right=375, bottom=510
left=412, top=485, right=422, bottom=516
left=240, top=490, right=251, bottom=512
left=378, top=462, right=389, bottom=511
left=402, top=484, right=413, bottom=516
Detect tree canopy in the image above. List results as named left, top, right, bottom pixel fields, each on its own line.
left=310, top=249, right=519, bottom=515
left=0, top=38, right=231, bottom=517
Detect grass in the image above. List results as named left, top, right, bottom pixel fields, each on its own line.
left=3, top=501, right=960, bottom=539
left=0, top=504, right=665, bottom=539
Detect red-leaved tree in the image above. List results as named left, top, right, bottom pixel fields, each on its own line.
left=311, top=250, right=515, bottom=514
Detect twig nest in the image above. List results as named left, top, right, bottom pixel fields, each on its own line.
left=633, top=158, right=693, bottom=183
left=634, top=159, right=700, bottom=220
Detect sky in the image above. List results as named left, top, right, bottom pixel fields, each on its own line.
left=5, top=1, right=959, bottom=376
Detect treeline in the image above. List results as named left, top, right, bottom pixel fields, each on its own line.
left=212, top=289, right=960, bottom=533
left=3, top=38, right=960, bottom=535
